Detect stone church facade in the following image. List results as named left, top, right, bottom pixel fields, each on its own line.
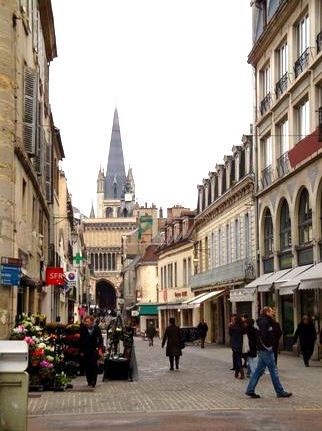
left=82, top=109, right=137, bottom=312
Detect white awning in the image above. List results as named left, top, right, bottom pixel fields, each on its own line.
left=279, top=286, right=297, bottom=296
left=257, top=269, right=293, bottom=292
left=229, top=288, right=256, bottom=302
left=186, top=290, right=225, bottom=307
left=274, top=264, right=313, bottom=289
left=298, top=262, right=322, bottom=290
left=245, top=272, right=273, bottom=289
left=181, top=291, right=210, bottom=305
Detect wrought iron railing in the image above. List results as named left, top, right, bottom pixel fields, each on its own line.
left=275, top=73, right=288, bottom=98
left=317, top=30, right=322, bottom=53
left=190, top=259, right=255, bottom=290
left=260, top=92, right=271, bottom=115
left=276, top=152, right=290, bottom=178
left=261, top=165, right=272, bottom=188
left=294, top=47, right=310, bottom=78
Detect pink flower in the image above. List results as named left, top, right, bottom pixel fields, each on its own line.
left=24, top=336, right=34, bottom=345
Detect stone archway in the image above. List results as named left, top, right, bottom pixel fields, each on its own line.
left=96, top=280, right=116, bottom=311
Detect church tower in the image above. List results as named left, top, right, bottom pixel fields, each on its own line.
left=96, top=167, right=105, bottom=218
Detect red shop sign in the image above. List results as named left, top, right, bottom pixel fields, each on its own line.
left=46, top=267, right=64, bottom=286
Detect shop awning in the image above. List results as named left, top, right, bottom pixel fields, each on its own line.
left=275, top=264, right=313, bottom=291
left=180, top=291, right=213, bottom=309
left=245, top=272, right=273, bottom=289
left=229, top=288, right=256, bottom=302
left=257, top=269, right=293, bottom=292
left=138, top=304, right=158, bottom=316
left=298, top=262, right=322, bottom=290
left=187, top=290, right=225, bottom=307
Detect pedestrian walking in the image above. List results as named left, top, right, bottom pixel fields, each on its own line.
left=245, top=318, right=258, bottom=378
left=229, top=315, right=245, bottom=379
left=197, top=319, right=208, bottom=348
left=146, top=321, right=157, bottom=346
left=271, top=309, right=282, bottom=365
left=229, top=314, right=237, bottom=370
left=293, top=315, right=317, bottom=367
left=162, top=317, right=182, bottom=371
left=245, top=306, right=292, bottom=399
left=79, top=315, right=104, bottom=388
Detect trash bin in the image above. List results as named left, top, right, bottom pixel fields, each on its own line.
left=0, top=341, right=29, bottom=431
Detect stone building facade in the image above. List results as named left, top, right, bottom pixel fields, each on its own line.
left=190, top=136, right=256, bottom=345
left=82, top=108, right=137, bottom=312
left=248, top=0, right=322, bottom=355
left=0, top=0, right=62, bottom=337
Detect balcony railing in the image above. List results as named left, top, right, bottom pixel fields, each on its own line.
left=294, top=47, right=310, bottom=78
left=261, top=165, right=272, bottom=188
left=317, top=30, right=322, bottom=54
left=275, top=73, right=288, bottom=98
left=276, top=152, right=290, bottom=178
left=190, top=259, right=255, bottom=290
left=260, top=92, right=271, bottom=115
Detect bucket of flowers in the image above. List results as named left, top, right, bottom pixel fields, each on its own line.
left=54, top=372, right=71, bottom=391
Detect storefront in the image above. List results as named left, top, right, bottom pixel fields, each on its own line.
left=138, top=303, right=159, bottom=335
left=229, top=287, right=257, bottom=319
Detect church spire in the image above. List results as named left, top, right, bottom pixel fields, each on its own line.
left=90, top=200, right=95, bottom=218
left=105, top=108, right=126, bottom=199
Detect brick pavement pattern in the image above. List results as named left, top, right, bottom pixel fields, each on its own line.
left=28, top=338, right=322, bottom=417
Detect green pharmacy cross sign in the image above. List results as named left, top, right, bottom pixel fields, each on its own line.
left=73, top=253, right=83, bottom=265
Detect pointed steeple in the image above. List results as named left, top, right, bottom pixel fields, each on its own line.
left=105, top=108, right=126, bottom=199
left=90, top=200, right=95, bottom=218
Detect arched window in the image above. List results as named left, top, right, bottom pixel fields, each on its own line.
left=298, top=189, right=312, bottom=245
left=264, top=209, right=273, bottom=256
left=106, top=207, right=113, bottom=218
left=280, top=200, right=291, bottom=250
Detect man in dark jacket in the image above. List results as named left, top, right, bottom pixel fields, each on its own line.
left=162, top=317, right=182, bottom=370
left=146, top=321, right=157, bottom=346
left=80, top=315, right=103, bottom=388
left=293, top=315, right=317, bottom=367
left=197, top=319, right=208, bottom=348
left=245, top=306, right=292, bottom=399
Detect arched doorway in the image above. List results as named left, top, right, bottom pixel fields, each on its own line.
left=96, top=280, right=116, bottom=312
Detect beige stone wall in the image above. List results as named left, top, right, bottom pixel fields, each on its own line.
left=0, top=1, right=55, bottom=337
left=136, top=264, right=158, bottom=303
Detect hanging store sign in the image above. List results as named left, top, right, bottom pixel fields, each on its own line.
left=46, top=267, right=64, bottom=286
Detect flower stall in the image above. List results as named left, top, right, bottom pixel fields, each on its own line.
left=10, top=314, right=80, bottom=391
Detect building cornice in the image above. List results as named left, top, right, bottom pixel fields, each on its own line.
left=248, top=0, right=297, bottom=66
left=195, top=175, right=255, bottom=228
left=39, top=0, right=57, bottom=61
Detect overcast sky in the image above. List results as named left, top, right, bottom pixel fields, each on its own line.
left=50, top=0, right=253, bottom=217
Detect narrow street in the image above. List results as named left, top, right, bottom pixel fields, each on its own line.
left=28, top=337, right=322, bottom=431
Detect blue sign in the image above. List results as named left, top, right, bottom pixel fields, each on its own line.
left=0, top=265, right=21, bottom=286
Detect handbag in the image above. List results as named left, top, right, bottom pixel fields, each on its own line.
left=242, top=333, right=250, bottom=354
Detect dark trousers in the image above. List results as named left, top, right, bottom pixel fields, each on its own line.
left=200, top=336, right=206, bottom=348
left=84, top=354, right=98, bottom=386
left=302, top=348, right=314, bottom=366
left=148, top=337, right=154, bottom=346
left=233, top=352, right=242, bottom=372
left=169, top=355, right=180, bottom=370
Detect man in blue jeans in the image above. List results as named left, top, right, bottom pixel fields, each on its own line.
left=246, top=306, right=292, bottom=399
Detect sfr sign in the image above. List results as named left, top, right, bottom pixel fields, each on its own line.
left=46, top=267, right=64, bottom=286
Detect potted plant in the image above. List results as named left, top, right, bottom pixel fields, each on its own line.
left=54, top=372, right=71, bottom=391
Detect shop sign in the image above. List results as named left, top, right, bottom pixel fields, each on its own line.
left=131, top=310, right=139, bottom=317
left=46, top=267, right=64, bottom=285
left=65, top=271, right=77, bottom=287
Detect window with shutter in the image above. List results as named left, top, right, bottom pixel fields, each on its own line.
left=23, top=66, right=37, bottom=156
left=34, top=101, right=43, bottom=175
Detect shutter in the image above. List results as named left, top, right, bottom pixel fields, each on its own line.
left=23, top=66, right=37, bottom=155
left=34, top=101, right=42, bottom=174
left=45, top=139, right=52, bottom=203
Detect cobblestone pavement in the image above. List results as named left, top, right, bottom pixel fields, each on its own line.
left=28, top=337, right=322, bottom=418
